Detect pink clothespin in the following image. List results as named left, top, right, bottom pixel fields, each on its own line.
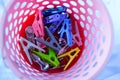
left=58, top=44, right=68, bottom=56
left=58, top=38, right=68, bottom=55
left=32, top=10, right=44, bottom=38
left=32, top=10, right=45, bottom=48
left=73, top=21, right=82, bottom=46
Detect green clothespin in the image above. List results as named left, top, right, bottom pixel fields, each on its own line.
left=32, top=48, right=60, bottom=67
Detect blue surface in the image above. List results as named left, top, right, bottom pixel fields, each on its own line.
left=0, top=0, right=120, bottom=80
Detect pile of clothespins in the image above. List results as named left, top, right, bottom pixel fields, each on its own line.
left=19, top=6, right=82, bottom=71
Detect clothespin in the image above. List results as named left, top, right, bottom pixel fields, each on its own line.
left=32, top=48, right=60, bottom=67
left=31, top=53, right=49, bottom=71
left=32, top=10, right=44, bottom=38
left=32, top=10, right=45, bottom=48
left=58, top=19, right=73, bottom=46
left=58, top=38, right=68, bottom=55
left=42, top=6, right=67, bottom=16
left=72, top=21, right=82, bottom=46
left=57, top=47, right=80, bottom=70
left=25, top=26, right=35, bottom=43
left=35, top=26, right=61, bottom=52
left=58, top=44, right=68, bottom=56
left=49, top=14, right=67, bottom=33
left=44, top=14, right=61, bottom=24
left=59, top=38, right=67, bottom=47
left=19, top=37, right=45, bottom=64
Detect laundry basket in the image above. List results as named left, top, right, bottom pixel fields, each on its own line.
left=0, top=0, right=113, bottom=80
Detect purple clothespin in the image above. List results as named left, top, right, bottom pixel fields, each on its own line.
left=72, top=21, right=82, bottom=46
left=58, top=19, right=73, bottom=46
left=49, top=14, right=67, bottom=33
left=44, top=14, right=61, bottom=24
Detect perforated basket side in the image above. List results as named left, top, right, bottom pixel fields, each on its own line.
left=1, top=0, right=113, bottom=80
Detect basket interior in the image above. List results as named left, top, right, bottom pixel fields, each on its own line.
left=3, top=0, right=113, bottom=80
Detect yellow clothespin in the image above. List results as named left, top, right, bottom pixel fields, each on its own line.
left=57, top=47, right=80, bottom=70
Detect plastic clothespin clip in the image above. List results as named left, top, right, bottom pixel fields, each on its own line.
left=25, top=26, right=35, bottom=43
left=57, top=47, right=80, bottom=70
left=44, top=14, right=61, bottom=24
left=35, top=26, right=61, bottom=52
left=31, top=53, right=49, bottom=71
left=58, top=19, right=73, bottom=46
left=72, top=21, right=82, bottom=46
left=19, top=37, right=45, bottom=64
left=32, top=10, right=45, bottom=48
left=58, top=38, right=68, bottom=55
left=59, top=38, right=67, bottom=47
left=42, top=6, right=67, bottom=16
left=32, top=48, right=60, bottom=67
left=32, top=10, right=44, bottom=38
left=49, top=14, right=67, bottom=33
left=58, top=44, right=68, bottom=56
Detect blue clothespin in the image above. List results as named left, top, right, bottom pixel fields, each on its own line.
left=58, top=19, right=73, bottom=46
left=42, top=6, right=67, bottom=16
left=44, top=14, right=61, bottom=24
left=35, top=26, right=61, bottom=52
left=49, top=14, right=67, bottom=33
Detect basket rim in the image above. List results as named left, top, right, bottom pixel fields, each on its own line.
left=0, top=0, right=114, bottom=80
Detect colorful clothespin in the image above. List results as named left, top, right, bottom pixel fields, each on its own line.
left=35, top=26, right=61, bottom=52
left=44, top=14, right=61, bottom=24
left=32, top=10, right=44, bottom=38
left=49, top=14, right=67, bottom=33
left=42, top=6, right=67, bottom=16
left=31, top=53, right=49, bottom=71
left=57, top=47, right=80, bottom=70
left=58, top=19, right=73, bottom=46
left=32, top=48, right=60, bottom=67
left=19, top=37, right=45, bottom=64
left=32, top=10, right=45, bottom=48
left=58, top=38, right=68, bottom=55
left=73, top=21, right=82, bottom=46
left=58, top=44, right=68, bottom=56
left=59, top=38, right=67, bottom=47
left=25, top=26, right=35, bottom=43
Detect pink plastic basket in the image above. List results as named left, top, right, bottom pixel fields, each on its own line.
left=0, top=0, right=113, bottom=80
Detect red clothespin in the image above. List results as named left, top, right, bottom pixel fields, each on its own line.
left=32, top=10, right=45, bottom=48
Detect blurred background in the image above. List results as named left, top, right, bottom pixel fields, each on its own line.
left=0, top=0, right=120, bottom=80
